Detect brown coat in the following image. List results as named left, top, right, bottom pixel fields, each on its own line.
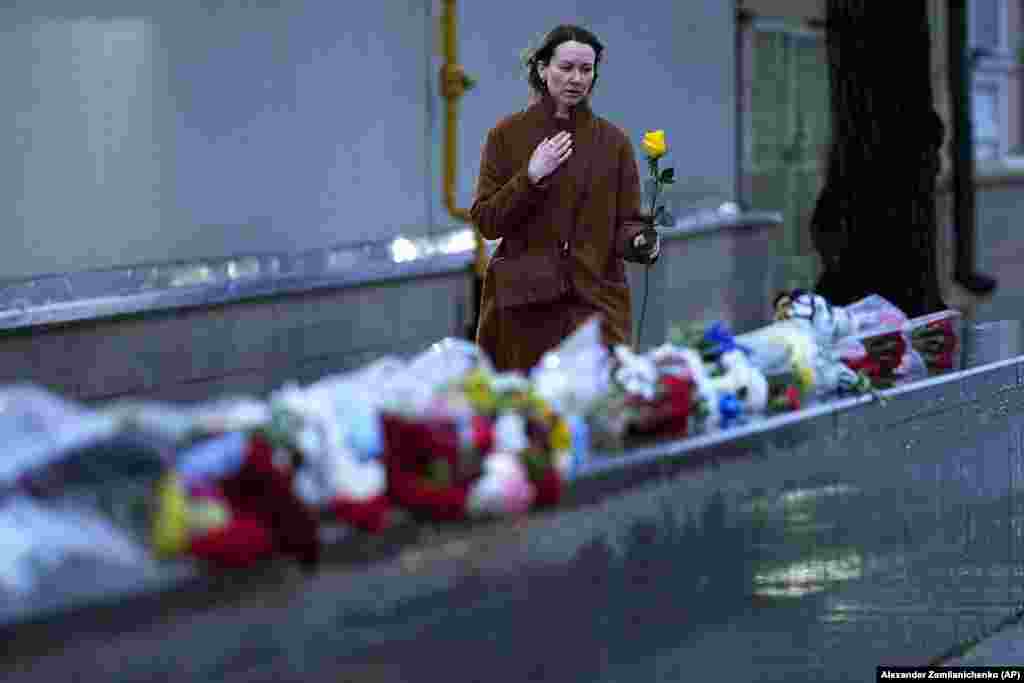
left=471, top=94, right=649, bottom=373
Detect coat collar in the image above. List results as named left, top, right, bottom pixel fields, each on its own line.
left=531, top=92, right=593, bottom=133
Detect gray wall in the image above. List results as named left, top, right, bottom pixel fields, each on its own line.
left=0, top=272, right=471, bottom=405
left=1, top=1, right=736, bottom=281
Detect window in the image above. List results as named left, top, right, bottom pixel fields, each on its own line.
left=738, top=16, right=829, bottom=290
left=969, top=0, right=1015, bottom=160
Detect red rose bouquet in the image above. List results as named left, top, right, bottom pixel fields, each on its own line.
left=152, top=431, right=320, bottom=569
left=907, top=310, right=961, bottom=372
left=379, top=368, right=568, bottom=520
left=609, top=345, right=695, bottom=439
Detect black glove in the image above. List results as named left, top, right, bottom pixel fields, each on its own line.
left=629, top=226, right=661, bottom=264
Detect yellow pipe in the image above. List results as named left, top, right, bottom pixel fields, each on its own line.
left=439, top=0, right=486, bottom=276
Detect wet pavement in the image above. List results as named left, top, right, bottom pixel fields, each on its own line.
left=3, top=319, right=1024, bottom=681
left=946, top=615, right=1024, bottom=665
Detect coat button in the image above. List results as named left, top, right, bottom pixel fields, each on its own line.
left=561, top=240, right=570, bottom=257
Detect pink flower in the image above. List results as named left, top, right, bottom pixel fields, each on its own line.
left=466, top=452, right=536, bottom=517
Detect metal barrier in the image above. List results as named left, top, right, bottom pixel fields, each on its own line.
left=2, top=323, right=1023, bottom=681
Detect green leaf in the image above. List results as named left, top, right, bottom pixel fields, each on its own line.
left=655, top=205, right=675, bottom=227
left=426, top=460, right=451, bottom=487
left=659, top=167, right=675, bottom=183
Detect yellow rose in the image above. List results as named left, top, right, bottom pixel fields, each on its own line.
left=550, top=418, right=572, bottom=453
left=641, top=130, right=667, bottom=159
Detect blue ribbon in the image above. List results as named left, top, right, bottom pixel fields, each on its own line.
left=567, top=414, right=591, bottom=481
left=718, top=393, right=744, bottom=429
left=703, top=321, right=753, bottom=358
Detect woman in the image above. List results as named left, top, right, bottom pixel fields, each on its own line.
left=471, top=24, right=660, bottom=373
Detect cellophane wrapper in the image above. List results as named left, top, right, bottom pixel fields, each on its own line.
left=905, top=309, right=963, bottom=373
left=736, top=319, right=864, bottom=398
left=0, top=386, right=165, bottom=613
left=0, top=384, right=123, bottom=488
left=101, top=395, right=271, bottom=448
left=841, top=295, right=909, bottom=338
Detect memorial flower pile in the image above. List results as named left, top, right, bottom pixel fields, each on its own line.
left=2, top=289, right=968, bottom=584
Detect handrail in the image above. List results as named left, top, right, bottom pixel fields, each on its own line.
left=439, top=0, right=485, bottom=277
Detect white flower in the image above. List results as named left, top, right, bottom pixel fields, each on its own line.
left=739, top=320, right=820, bottom=376
left=782, top=293, right=860, bottom=346
left=712, top=350, right=769, bottom=413
left=613, top=345, right=659, bottom=401
left=814, top=356, right=861, bottom=395
left=494, top=412, right=529, bottom=453
left=270, top=385, right=386, bottom=504
left=490, top=372, right=532, bottom=394
left=672, top=347, right=720, bottom=428
left=746, top=370, right=769, bottom=412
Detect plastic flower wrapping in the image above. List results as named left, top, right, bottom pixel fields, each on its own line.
left=0, top=388, right=163, bottom=605
left=672, top=312, right=873, bottom=422
left=663, top=323, right=774, bottom=428
left=605, top=344, right=696, bottom=437
left=531, top=316, right=696, bottom=450
left=773, top=291, right=908, bottom=345
left=905, top=310, right=962, bottom=373
left=93, top=394, right=323, bottom=570
left=530, top=317, right=614, bottom=460
left=372, top=338, right=568, bottom=523
left=0, top=287, right=970, bottom=596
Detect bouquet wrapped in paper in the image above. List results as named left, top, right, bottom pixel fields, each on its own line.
left=776, top=289, right=962, bottom=378
left=664, top=323, right=771, bottom=428
left=375, top=340, right=563, bottom=523
left=530, top=316, right=610, bottom=467
left=773, top=291, right=908, bottom=346
left=151, top=431, right=320, bottom=569
left=607, top=344, right=696, bottom=437
left=670, top=316, right=873, bottom=417
left=905, top=310, right=962, bottom=373
left=102, top=395, right=272, bottom=448
left=773, top=289, right=953, bottom=384
left=265, top=357, right=406, bottom=533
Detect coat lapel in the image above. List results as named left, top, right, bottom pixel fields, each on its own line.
left=529, top=95, right=597, bottom=239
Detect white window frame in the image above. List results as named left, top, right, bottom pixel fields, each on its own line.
left=969, top=0, right=1014, bottom=160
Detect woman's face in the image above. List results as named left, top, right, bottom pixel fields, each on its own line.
left=539, top=40, right=596, bottom=111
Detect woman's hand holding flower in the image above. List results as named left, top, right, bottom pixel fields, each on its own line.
left=632, top=229, right=661, bottom=263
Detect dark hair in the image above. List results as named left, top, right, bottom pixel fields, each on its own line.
left=523, top=25, right=604, bottom=97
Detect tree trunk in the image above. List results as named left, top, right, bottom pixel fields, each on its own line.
left=810, top=0, right=947, bottom=317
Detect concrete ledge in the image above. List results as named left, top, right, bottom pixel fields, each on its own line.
left=4, top=339, right=1024, bottom=681
left=0, top=210, right=780, bottom=333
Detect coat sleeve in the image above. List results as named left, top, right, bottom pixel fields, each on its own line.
left=614, top=137, right=651, bottom=261
left=470, top=127, right=552, bottom=240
